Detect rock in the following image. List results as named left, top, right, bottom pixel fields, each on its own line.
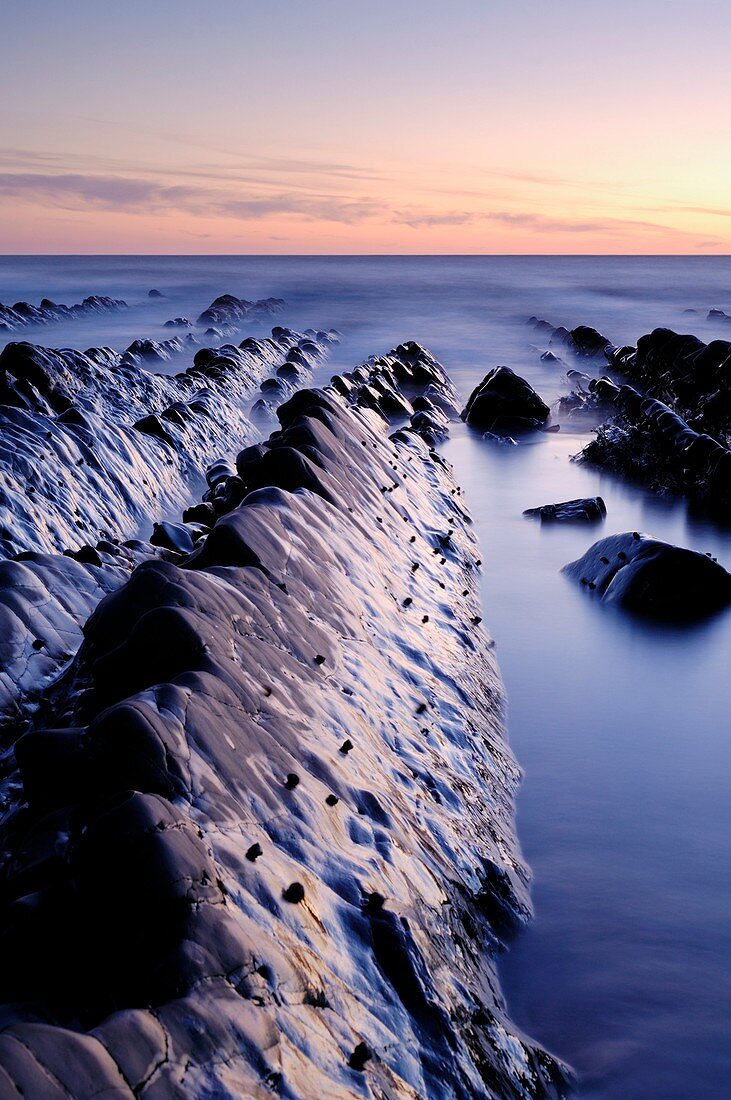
left=148, top=289, right=164, bottom=298
left=569, top=325, right=613, bottom=358
left=410, top=407, right=449, bottom=445
left=0, top=295, right=127, bottom=333
left=197, top=294, right=285, bottom=328
left=133, top=413, right=175, bottom=447
left=0, top=359, right=570, bottom=1098
left=422, top=383, right=460, bottom=419
left=524, top=496, right=606, bottom=523
left=527, top=317, right=614, bottom=360
left=575, top=324, right=731, bottom=506
left=149, top=521, right=196, bottom=555
left=563, top=532, right=731, bottom=619
left=122, top=336, right=189, bottom=365
left=0, top=326, right=335, bottom=562
left=482, top=432, right=519, bottom=445
left=461, top=366, right=550, bottom=433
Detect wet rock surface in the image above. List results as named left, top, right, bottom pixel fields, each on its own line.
left=462, top=366, right=550, bottom=435
left=524, top=497, right=606, bottom=524
left=196, top=293, right=285, bottom=330
left=568, top=327, right=731, bottom=509
left=563, top=532, right=731, bottom=619
left=0, top=327, right=334, bottom=559
left=0, top=295, right=127, bottom=334
left=0, top=347, right=568, bottom=1098
left=527, top=318, right=614, bottom=361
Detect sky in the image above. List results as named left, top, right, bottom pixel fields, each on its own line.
left=2, top=0, right=731, bottom=254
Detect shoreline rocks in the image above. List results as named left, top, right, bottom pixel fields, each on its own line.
left=527, top=317, right=614, bottom=360
left=524, top=496, right=606, bottom=523
left=566, top=326, right=731, bottom=509
left=0, top=350, right=569, bottom=1098
left=0, top=294, right=127, bottom=333
left=0, top=327, right=335, bottom=560
left=563, top=532, right=731, bottom=619
left=197, top=293, right=285, bottom=329
left=461, top=366, right=550, bottom=434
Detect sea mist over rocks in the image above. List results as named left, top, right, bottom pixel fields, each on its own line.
left=0, top=255, right=731, bottom=1098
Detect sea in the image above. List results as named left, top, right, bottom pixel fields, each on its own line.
left=2, top=254, right=730, bottom=1099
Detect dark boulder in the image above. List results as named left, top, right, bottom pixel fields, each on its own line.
left=569, top=325, right=612, bottom=358
left=563, top=532, right=731, bottom=619
left=524, top=496, right=606, bottom=523
left=149, top=521, right=196, bottom=555
left=461, top=367, right=550, bottom=434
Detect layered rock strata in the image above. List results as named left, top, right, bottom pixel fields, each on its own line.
left=0, top=347, right=568, bottom=1098
left=0, top=295, right=127, bottom=334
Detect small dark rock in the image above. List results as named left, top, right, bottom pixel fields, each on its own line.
left=283, top=882, right=305, bottom=904
left=348, top=1042, right=372, bottom=1071
left=523, top=496, right=607, bottom=524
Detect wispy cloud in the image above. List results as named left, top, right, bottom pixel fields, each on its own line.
left=645, top=203, right=731, bottom=219
left=0, top=172, right=200, bottom=210
left=0, top=147, right=389, bottom=196
left=0, top=171, right=384, bottom=224
left=75, top=121, right=385, bottom=181
left=0, top=156, right=726, bottom=248
left=392, top=207, right=699, bottom=238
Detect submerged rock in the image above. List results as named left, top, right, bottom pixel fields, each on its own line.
left=524, top=496, right=607, bottom=523
left=461, top=366, right=550, bottom=434
left=0, top=294, right=127, bottom=333
left=563, top=532, right=731, bottom=619
left=527, top=317, right=614, bottom=360
left=197, top=293, right=285, bottom=328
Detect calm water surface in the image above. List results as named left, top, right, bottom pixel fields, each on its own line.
left=2, top=256, right=730, bottom=1098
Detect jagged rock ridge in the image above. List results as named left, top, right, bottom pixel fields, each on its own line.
left=0, top=327, right=336, bottom=560
left=0, top=347, right=569, bottom=1099
left=550, top=324, right=731, bottom=509
left=0, top=295, right=127, bottom=333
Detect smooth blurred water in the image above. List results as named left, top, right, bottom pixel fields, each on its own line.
left=2, top=256, right=731, bottom=1097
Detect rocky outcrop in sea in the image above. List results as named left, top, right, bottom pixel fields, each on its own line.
left=0, top=327, right=568, bottom=1098
left=563, top=532, right=731, bottom=619
left=0, top=295, right=127, bottom=333
left=542, top=323, right=731, bottom=510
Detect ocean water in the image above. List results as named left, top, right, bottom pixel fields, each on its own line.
left=2, top=255, right=731, bottom=1098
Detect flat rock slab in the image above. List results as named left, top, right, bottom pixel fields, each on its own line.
left=524, top=496, right=607, bottom=523
left=563, top=531, right=731, bottom=619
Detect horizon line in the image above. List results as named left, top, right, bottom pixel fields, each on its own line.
left=2, top=252, right=731, bottom=259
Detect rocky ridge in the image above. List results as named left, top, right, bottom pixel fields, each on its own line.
left=0, top=344, right=569, bottom=1099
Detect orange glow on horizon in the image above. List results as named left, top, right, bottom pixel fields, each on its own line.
left=2, top=0, right=731, bottom=255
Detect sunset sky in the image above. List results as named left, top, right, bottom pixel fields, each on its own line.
left=2, top=0, right=731, bottom=254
